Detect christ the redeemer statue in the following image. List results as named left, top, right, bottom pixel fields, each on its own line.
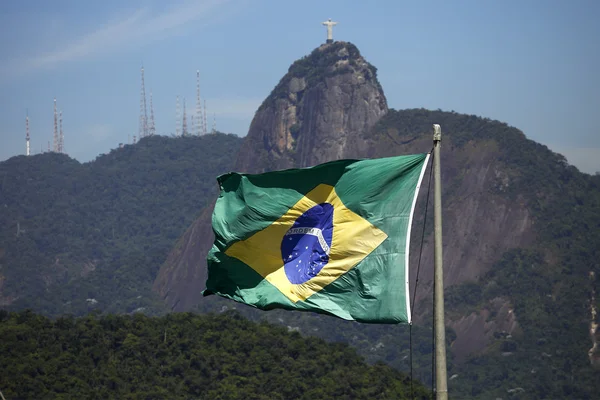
left=322, top=18, right=337, bottom=44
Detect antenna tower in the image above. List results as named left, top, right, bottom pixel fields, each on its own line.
left=25, top=111, right=30, bottom=156
left=191, top=112, right=195, bottom=135
left=139, top=66, right=148, bottom=138
left=203, top=100, right=208, bottom=135
left=212, top=113, right=216, bottom=134
left=196, top=70, right=202, bottom=135
left=176, top=95, right=181, bottom=136
left=59, top=110, right=64, bottom=153
left=53, top=98, right=58, bottom=152
left=148, top=90, right=156, bottom=136
left=182, top=98, right=188, bottom=136
left=47, top=141, right=50, bottom=152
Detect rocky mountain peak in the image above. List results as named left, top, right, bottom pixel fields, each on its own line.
left=235, top=41, right=388, bottom=173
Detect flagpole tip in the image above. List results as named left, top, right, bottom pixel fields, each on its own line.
left=433, top=124, right=442, bottom=142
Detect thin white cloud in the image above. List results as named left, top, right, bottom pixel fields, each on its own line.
left=1, top=0, right=229, bottom=76
left=84, top=124, right=115, bottom=143
left=208, top=97, right=263, bottom=119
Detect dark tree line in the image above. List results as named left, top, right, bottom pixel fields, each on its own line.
left=0, top=310, right=431, bottom=400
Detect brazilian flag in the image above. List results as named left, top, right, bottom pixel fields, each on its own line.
left=203, top=153, right=430, bottom=324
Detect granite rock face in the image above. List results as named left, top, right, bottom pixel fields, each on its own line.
left=234, top=42, right=388, bottom=173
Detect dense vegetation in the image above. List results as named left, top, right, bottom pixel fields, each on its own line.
left=192, top=295, right=441, bottom=390
left=0, top=310, right=431, bottom=399
left=0, top=133, right=242, bottom=316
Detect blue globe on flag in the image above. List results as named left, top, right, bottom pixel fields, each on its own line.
left=281, top=203, right=334, bottom=284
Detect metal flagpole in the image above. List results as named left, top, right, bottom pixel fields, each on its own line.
left=433, top=124, right=448, bottom=399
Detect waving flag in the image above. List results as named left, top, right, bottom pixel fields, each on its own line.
left=203, top=153, right=430, bottom=324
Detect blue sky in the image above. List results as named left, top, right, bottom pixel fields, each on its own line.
left=1, top=0, right=598, bottom=173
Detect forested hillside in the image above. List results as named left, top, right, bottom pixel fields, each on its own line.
left=0, top=310, right=430, bottom=399
left=367, top=109, right=600, bottom=399
left=0, top=133, right=242, bottom=316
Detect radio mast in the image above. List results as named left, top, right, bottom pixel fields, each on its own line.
left=176, top=95, right=181, bottom=136
left=59, top=110, right=64, bottom=153
left=182, top=98, right=188, bottom=136
left=53, top=98, right=58, bottom=152
left=203, top=100, right=208, bottom=136
left=139, top=66, right=148, bottom=138
left=148, top=90, right=156, bottom=136
left=25, top=111, right=30, bottom=156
